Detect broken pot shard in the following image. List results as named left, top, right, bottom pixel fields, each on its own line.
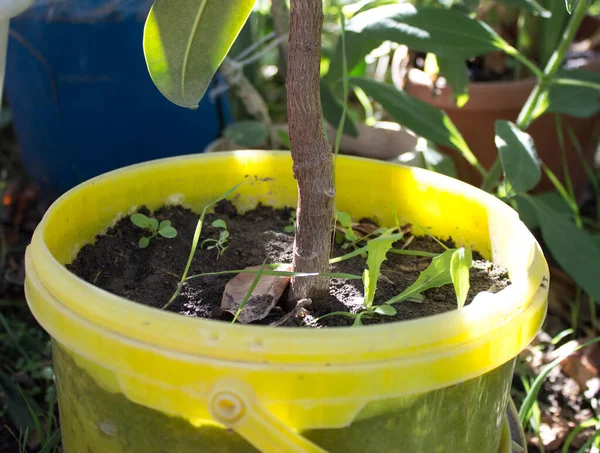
left=221, top=265, right=291, bottom=323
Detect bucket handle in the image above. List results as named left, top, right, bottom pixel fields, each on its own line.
left=208, top=379, right=327, bottom=453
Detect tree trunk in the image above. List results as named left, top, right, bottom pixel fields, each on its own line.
left=287, top=0, right=335, bottom=301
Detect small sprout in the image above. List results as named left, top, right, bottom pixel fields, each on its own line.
left=374, top=304, right=396, bottom=316
left=284, top=211, right=297, bottom=234
left=130, top=213, right=177, bottom=248
left=201, top=219, right=230, bottom=255
left=336, top=211, right=358, bottom=244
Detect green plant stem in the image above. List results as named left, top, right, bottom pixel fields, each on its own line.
left=481, top=0, right=591, bottom=192
left=333, top=13, right=348, bottom=171
left=505, top=46, right=544, bottom=81
left=550, top=77, right=600, bottom=90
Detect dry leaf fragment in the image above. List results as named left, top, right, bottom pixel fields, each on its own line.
left=221, top=264, right=290, bottom=323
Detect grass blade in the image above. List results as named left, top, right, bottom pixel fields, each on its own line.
left=232, top=259, right=267, bottom=324
left=520, top=336, right=600, bottom=425
left=39, top=429, right=61, bottom=453
left=164, top=181, right=248, bottom=309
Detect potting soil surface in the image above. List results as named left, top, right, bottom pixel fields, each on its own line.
left=68, top=202, right=510, bottom=327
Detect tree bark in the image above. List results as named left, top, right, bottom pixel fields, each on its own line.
left=287, top=0, right=335, bottom=301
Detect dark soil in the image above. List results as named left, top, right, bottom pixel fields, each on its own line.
left=67, top=202, right=509, bottom=327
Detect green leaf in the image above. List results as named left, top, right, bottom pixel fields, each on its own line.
left=223, top=121, right=268, bottom=148
left=159, top=226, right=178, bottom=238
left=450, top=247, right=472, bottom=309
left=539, top=0, right=569, bottom=66
left=143, top=0, right=255, bottom=108
left=277, top=130, right=291, bottom=150
left=159, top=220, right=172, bottom=229
left=336, top=211, right=352, bottom=228
left=495, top=120, right=541, bottom=193
left=39, top=430, right=62, bottom=453
left=437, top=57, right=469, bottom=107
left=565, top=0, right=578, bottom=13
left=386, top=248, right=455, bottom=304
left=374, top=304, right=397, bottom=316
left=495, top=0, right=551, bottom=17
left=321, top=81, right=358, bottom=138
left=212, top=219, right=227, bottom=229
left=548, top=69, right=600, bottom=118
left=131, top=213, right=150, bottom=229
left=139, top=237, right=150, bottom=248
left=515, top=192, right=572, bottom=229
left=327, top=4, right=509, bottom=83
left=351, top=78, right=478, bottom=168
left=363, top=233, right=404, bottom=309
left=0, top=369, right=36, bottom=434
left=421, top=142, right=458, bottom=178
left=521, top=195, right=600, bottom=301
left=148, top=218, right=159, bottom=231
left=336, top=4, right=508, bottom=70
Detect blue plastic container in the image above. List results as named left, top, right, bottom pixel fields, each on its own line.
left=5, top=0, right=231, bottom=198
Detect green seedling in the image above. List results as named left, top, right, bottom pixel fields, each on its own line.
left=201, top=219, right=230, bottom=255
left=284, top=211, right=296, bottom=233
left=336, top=211, right=358, bottom=245
left=130, top=213, right=177, bottom=248
left=315, top=237, right=473, bottom=327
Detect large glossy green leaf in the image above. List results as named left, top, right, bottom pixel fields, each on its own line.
left=143, top=0, right=255, bottom=108
left=495, top=120, right=541, bottom=193
left=350, top=78, right=477, bottom=166
left=328, top=3, right=509, bottom=81
left=495, top=0, right=551, bottom=17
left=548, top=69, right=600, bottom=118
left=519, top=195, right=600, bottom=301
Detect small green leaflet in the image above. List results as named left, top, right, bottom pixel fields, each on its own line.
left=385, top=248, right=457, bottom=305
left=450, top=247, right=473, bottom=309
left=374, top=304, right=397, bottom=316
left=363, top=233, right=403, bottom=309
left=159, top=226, right=177, bottom=238
left=131, top=213, right=150, bottom=229
left=148, top=218, right=159, bottom=231
left=212, top=219, right=227, bottom=229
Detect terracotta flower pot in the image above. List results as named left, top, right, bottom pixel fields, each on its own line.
left=406, top=24, right=600, bottom=200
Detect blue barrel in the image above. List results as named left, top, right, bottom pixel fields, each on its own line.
left=5, top=0, right=231, bottom=198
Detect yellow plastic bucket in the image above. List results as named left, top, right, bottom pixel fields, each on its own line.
left=25, top=152, right=546, bottom=452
